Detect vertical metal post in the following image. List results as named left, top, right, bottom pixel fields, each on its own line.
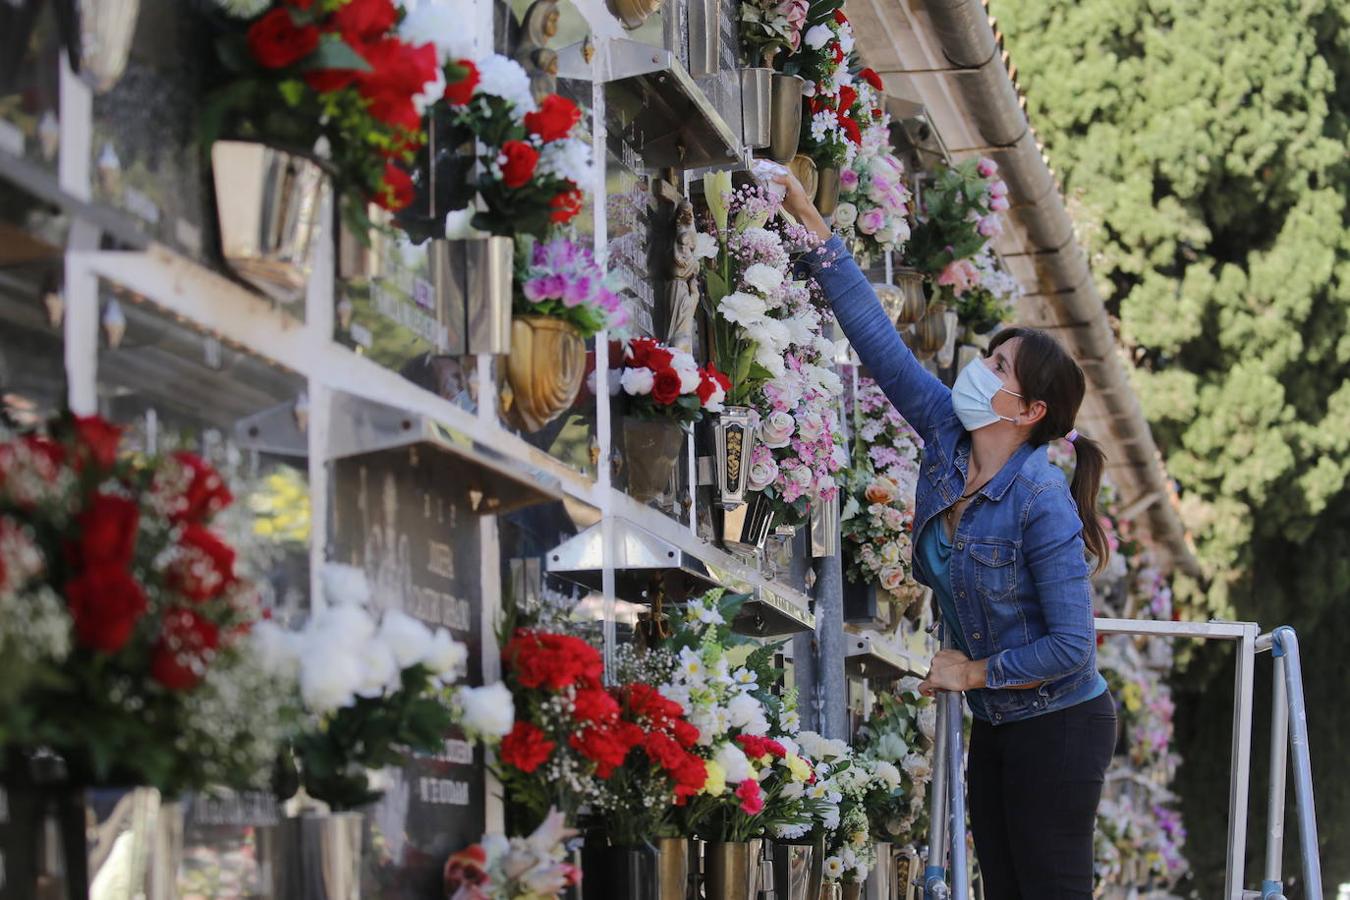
left=1273, top=627, right=1323, bottom=900
left=814, top=551, right=848, bottom=740
left=1261, top=652, right=1288, bottom=900
left=947, top=683, right=969, bottom=900
left=1225, top=624, right=1258, bottom=900
left=925, top=690, right=951, bottom=900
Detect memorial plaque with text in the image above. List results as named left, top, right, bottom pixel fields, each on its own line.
left=330, top=447, right=485, bottom=899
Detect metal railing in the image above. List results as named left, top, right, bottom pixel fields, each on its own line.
left=921, top=618, right=1323, bottom=900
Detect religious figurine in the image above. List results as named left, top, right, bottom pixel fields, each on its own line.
left=663, top=198, right=701, bottom=353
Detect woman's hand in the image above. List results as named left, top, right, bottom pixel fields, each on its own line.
left=768, top=167, right=832, bottom=240
left=918, top=649, right=988, bottom=696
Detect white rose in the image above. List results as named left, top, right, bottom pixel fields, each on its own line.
left=300, top=650, right=365, bottom=713
left=672, top=353, right=702, bottom=392
left=748, top=455, right=780, bottom=491
left=714, top=741, right=754, bottom=783
left=425, top=628, right=469, bottom=679
left=758, top=410, right=796, bottom=448
left=378, top=609, right=433, bottom=669
left=789, top=465, right=813, bottom=488
left=457, top=682, right=515, bottom=739
left=694, top=231, right=719, bottom=259
left=620, top=366, right=655, bottom=395
left=833, top=202, right=858, bottom=227
left=880, top=566, right=906, bottom=592
left=727, top=692, right=769, bottom=733
left=719, top=291, right=769, bottom=326
left=804, top=24, right=832, bottom=48
left=743, top=263, right=784, bottom=295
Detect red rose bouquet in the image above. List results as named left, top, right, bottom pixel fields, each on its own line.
left=0, top=415, right=295, bottom=793
left=618, top=338, right=731, bottom=425
left=203, top=0, right=441, bottom=230
left=439, top=52, right=592, bottom=238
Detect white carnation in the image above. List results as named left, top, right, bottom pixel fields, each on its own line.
left=425, top=628, right=470, bottom=680
left=378, top=610, right=434, bottom=669
left=727, top=693, right=769, bottom=734
left=714, top=742, right=753, bottom=783
left=400, top=5, right=477, bottom=63
left=300, top=651, right=364, bottom=714
left=694, top=232, right=720, bottom=260
left=457, top=682, right=515, bottom=739
left=321, top=563, right=371, bottom=607
left=355, top=638, right=400, bottom=698
left=537, top=137, right=594, bottom=186
left=742, top=263, right=784, bottom=295
left=475, top=54, right=536, bottom=115
left=873, top=760, right=902, bottom=790
left=719, top=291, right=769, bottom=326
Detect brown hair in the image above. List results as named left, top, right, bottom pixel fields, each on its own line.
left=987, top=327, right=1110, bottom=574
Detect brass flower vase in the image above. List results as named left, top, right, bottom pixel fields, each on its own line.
left=703, top=839, right=764, bottom=900
left=815, top=166, right=841, bottom=217
left=741, top=68, right=774, bottom=150
left=892, top=268, right=928, bottom=325
left=768, top=75, right=805, bottom=163
left=907, top=301, right=949, bottom=360
left=503, top=315, right=587, bottom=432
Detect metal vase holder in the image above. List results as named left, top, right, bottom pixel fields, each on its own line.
left=428, top=235, right=515, bottom=355
left=211, top=141, right=328, bottom=305
left=702, top=840, right=764, bottom=900
left=770, top=841, right=820, bottom=900
left=711, top=406, right=757, bottom=508
left=741, top=68, right=774, bottom=150
left=809, top=492, right=840, bottom=558
left=259, top=812, right=364, bottom=899
left=769, top=75, right=805, bottom=163
left=863, top=842, right=892, bottom=900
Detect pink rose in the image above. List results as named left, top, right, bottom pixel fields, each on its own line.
left=839, top=167, right=859, bottom=190
left=857, top=208, right=886, bottom=235
left=990, top=194, right=1010, bottom=212
left=977, top=215, right=1002, bottom=238
left=977, top=157, right=998, bottom=177
left=937, top=259, right=980, bottom=296
left=989, top=179, right=1008, bottom=198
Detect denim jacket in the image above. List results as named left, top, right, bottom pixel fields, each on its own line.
left=808, top=237, right=1100, bottom=724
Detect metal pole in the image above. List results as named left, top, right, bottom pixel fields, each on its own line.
left=947, top=683, right=969, bottom=900
left=1225, top=624, right=1258, bottom=900
left=1273, top=627, right=1323, bottom=900
left=1261, top=653, right=1288, bottom=900
left=925, top=690, right=951, bottom=900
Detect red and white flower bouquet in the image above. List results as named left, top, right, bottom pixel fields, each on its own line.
left=619, top=337, right=731, bottom=425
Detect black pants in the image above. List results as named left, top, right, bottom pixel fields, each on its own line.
left=967, top=690, right=1117, bottom=899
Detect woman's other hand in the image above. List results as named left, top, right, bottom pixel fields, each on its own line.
left=768, top=166, right=832, bottom=240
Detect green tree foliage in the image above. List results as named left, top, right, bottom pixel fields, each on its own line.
left=998, top=1, right=1350, bottom=894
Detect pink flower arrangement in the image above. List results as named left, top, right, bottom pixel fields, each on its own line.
left=518, top=237, right=628, bottom=338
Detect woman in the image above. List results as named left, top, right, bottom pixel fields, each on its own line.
left=777, top=171, right=1117, bottom=897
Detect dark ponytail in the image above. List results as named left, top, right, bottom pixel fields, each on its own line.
left=987, top=327, right=1111, bottom=574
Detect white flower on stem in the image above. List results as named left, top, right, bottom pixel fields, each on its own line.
left=780, top=709, right=801, bottom=733
left=425, top=629, right=469, bottom=680
left=748, top=453, right=780, bottom=491
left=355, top=638, right=400, bottom=698
left=694, top=232, right=720, bottom=259
left=400, top=5, right=476, bottom=63
left=678, top=646, right=708, bottom=681
left=300, top=651, right=365, bottom=713
left=833, top=202, right=858, bottom=227
left=743, top=263, right=784, bottom=295
left=378, top=610, right=433, bottom=669
left=714, top=742, right=754, bottom=783
left=719, top=291, right=769, bottom=326
left=457, top=682, right=515, bottom=739
left=727, top=693, right=770, bottom=734
left=476, top=54, right=537, bottom=115
left=823, top=856, right=845, bottom=880
left=620, top=366, right=655, bottom=396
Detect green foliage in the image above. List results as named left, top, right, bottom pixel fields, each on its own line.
left=998, top=0, right=1350, bottom=891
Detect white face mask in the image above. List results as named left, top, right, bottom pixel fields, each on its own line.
left=952, top=358, right=1024, bottom=432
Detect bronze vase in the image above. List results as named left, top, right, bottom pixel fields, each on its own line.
left=503, top=316, right=587, bottom=432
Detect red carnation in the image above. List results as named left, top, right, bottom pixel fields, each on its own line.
left=831, top=42, right=844, bottom=65
left=500, top=722, right=555, bottom=773
left=626, top=338, right=674, bottom=372
left=837, top=85, right=858, bottom=112
left=66, top=565, right=147, bottom=653
left=736, top=779, right=765, bottom=815
left=376, top=163, right=415, bottom=211
left=524, top=94, right=583, bottom=143
left=839, top=115, right=862, bottom=145
left=570, top=721, right=643, bottom=778
left=305, top=68, right=359, bottom=93
left=650, top=368, right=683, bottom=406
left=71, top=493, right=139, bottom=569
left=445, top=59, right=480, bottom=105
left=247, top=8, right=319, bottom=69
left=500, top=141, right=540, bottom=189
left=673, top=719, right=700, bottom=748
left=672, top=754, right=708, bottom=803
left=168, top=452, right=233, bottom=524
left=73, top=416, right=121, bottom=470
left=504, top=630, right=604, bottom=691
left=330, top=0, right=396, bottom=43
left=860, top=67, right=884, bottom=90
left=833, top=9, right=849, bottom=24
left=169, top=523, right=237, bottom=603
left=573, top=687, right=621, bottom=724
left=549, top=188, right=585, bottom=223
left=151, top=607, right=220, bottom=691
